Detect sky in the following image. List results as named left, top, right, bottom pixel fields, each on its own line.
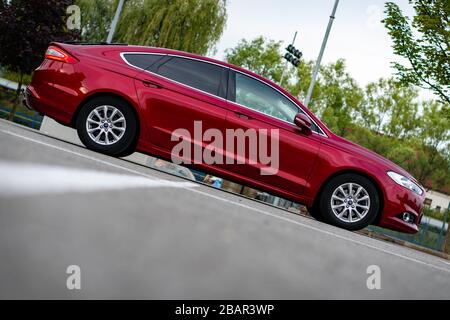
left=211, top=0, right=433, bottom=100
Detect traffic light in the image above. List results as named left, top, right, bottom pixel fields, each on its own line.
left=286, top=44, right=302, bottom=59
left=284, top=44, right=302, bottom=67
left=284, top=52, right=300, bottom=67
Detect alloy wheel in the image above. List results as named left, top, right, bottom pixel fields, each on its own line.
left=330, top=183, right=371, bottom=223
left=86, top=105, right=127, bottom=146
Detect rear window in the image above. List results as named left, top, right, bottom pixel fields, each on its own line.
left=122, top=53, right=164, bottom=70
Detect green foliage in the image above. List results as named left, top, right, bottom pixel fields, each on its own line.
left=224, top=39, right=364, bottom=135
left=286, top=59, right=315, bottom=99
left=225, top=37, right=285, bottom=83
left=306, top=59, right=364, bottom=136
left=76, top=0, right=117, bottom=42
left=0, top=0, right=79, bottom=120
left=383, top=0, right=450, bottom=106
left=423, top=207, right=450, bottom=223
left=0, top=69, right=32, bottom=85
left=357, top=78, right=420, bottom=139
left=0, top=0, right=79, bottom=75
left=77, top=0, right=228, bottom=55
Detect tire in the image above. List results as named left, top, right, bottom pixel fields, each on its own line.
left=308, top=206, right=324, bottom=222
left=317, top=174, right=380, bottom=231
left=76, top=96, right=137, bottom=157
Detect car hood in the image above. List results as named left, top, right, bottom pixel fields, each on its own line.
left=329, top=134, right=421, bottom=185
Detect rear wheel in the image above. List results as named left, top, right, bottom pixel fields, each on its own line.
left=76, top=96, right=137, bottom=157
left=317, top=174, right=380, bottom=231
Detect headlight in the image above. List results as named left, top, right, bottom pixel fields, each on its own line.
left=387, top=171, right=423, bottom=196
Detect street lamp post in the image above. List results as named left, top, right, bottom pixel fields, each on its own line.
left=106, top=0, right=126, bottom=44
left=303, top=0, right=339, bottom=106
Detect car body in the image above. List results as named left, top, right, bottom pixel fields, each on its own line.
left=25, top=42, right=425, bottom=233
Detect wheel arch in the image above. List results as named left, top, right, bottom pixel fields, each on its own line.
left=311, top=169, right=385, bottom=225
left=71, top=91, right=141, bottom=145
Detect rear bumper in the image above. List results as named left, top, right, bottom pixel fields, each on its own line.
left=24, top=84, right=72, bottom=125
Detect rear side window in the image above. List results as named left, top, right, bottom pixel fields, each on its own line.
left=122, top=53, right=164, bottom=70
left=156, top=57, right=223, bottom=96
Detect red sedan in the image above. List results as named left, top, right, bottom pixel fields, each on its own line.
left=25, top=43, right=425, bottom=233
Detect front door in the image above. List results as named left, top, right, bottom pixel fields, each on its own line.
left=224, top=70, right=323, bottom=197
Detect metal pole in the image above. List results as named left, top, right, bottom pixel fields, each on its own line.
left=106, top=0, right=125, bottom=44
left=279, top=31, right=297, bottom=87
left=438, top=209, right=448, bottom=248
left=303, top=0, right=339, bottom=106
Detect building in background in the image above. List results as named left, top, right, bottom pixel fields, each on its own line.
left=424, top=190, right=450, bottom=213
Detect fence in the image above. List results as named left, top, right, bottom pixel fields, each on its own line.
left=367, top=213, right=448, bottom=252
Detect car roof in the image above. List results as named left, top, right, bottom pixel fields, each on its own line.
left=123, top=46, right=247, bottom=73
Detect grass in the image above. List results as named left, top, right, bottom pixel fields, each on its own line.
left=0, top=88, right=36, bottom=116
left=0, top=68, right=32, bottom=85
left=0, top=68, right=36, bottom=117
left=0, top=85, right=42, bottom=129
left=423, top=207, right=450, bottom=223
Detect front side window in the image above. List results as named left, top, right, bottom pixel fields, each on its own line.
left=156, top=57, right=223, bottom=96
left=234, top=72, right=299, bottom=123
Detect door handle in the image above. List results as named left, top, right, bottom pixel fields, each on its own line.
left=142, top=79, right=163, bottom=88
left=233, top=111, right=252, bottom=120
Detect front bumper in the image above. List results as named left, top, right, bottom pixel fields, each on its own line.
left=378, top=182, right=424, bottom=234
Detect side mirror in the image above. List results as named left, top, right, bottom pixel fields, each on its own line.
left=294, top=113, right=312, bottom=133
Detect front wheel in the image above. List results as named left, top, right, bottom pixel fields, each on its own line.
left=76, top=96, right=137, bottom=157
left=317, top=174, right=380, bottom=231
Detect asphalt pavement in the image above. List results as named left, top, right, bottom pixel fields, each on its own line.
left=0, top=119, right=449, bottom=299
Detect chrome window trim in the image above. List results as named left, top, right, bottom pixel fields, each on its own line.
left=164, top=53, right=229, bottom=69
left=120, top=52, right=327, bottom=137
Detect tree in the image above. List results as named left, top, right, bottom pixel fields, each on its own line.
left=76, top=0, right=117, bottom=43
left=305, top=59, right=364, bottom=136
left=0, top=0, right=79, bottom=120
left=120, top=0, right=227, bottom=55
left=383, top=0, right=450, bottom=106
left=357, top=78, right=420, bottom=139
left=416, top=101, right=450, bottom=184
left=223, top=36, right=316, bottom=98
left=287, top=59, right=316, bottom=101
left=224, top=37, right=364, bottom=136
left=77, top=0, right=228, bottom=56
left=225, top=36, right=285, bottom=83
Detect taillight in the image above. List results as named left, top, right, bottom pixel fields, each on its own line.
left=45, top=46, right=78, bottom=64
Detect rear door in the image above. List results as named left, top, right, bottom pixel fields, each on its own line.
left=131, top=54, right=229, bottom=164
